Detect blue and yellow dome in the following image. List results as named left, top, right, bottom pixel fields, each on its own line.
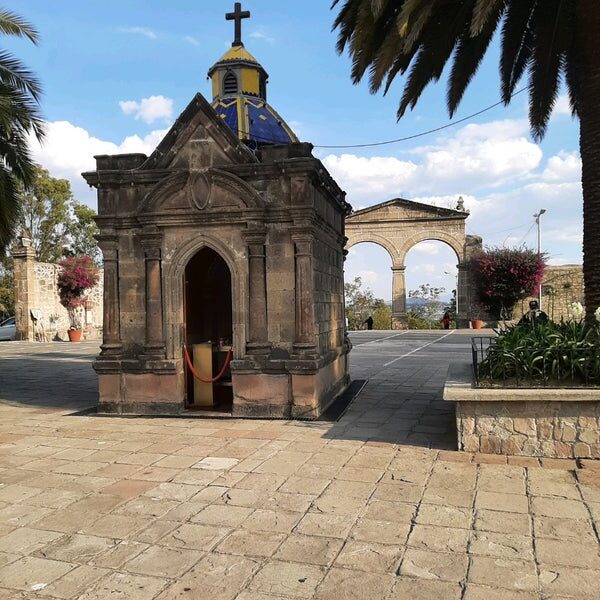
left=208, top=34, right=298, bottom=146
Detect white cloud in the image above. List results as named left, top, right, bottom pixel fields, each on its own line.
left=119, top=95, right=174, bottom=124
left=118, top=26, right=157, bottom=40
left=541, top=151, right=581, bottom=182
left=323, top=119, right=542, bottom=204
left=410, top=242, right=440, bottom=256
left=184, top=35, right=200, bottom=47
left=249, top=27, right=275, bottom=44
left=357, top=270, right=378, bottom=285
left=552, top=94, right=572, bottom=118
left=29, top=121, right=169, bottom=205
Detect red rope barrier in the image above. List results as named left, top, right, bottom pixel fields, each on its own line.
left=183, top=345, right=233, bottom=384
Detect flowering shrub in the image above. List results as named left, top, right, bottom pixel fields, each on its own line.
left=469, top=246, right=546, bottom=320
left=569, top=301, right=585, bottom=320
left=57, top=256, right=99, bottom=329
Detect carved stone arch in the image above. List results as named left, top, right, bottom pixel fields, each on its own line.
left=141, top=168, right=265, bottom=214
left=163, top=234, right=247, bottom=362
left=141, top=170, right=189, bottom=214
left=345, top=232, right=400, bottom=264
left=398, top=230, right=465, bottom=265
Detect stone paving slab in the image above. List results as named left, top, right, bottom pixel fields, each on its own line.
left=0, top=334, right=598, bottom=598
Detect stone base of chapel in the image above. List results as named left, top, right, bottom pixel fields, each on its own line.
left=96, top=353, right=350, bottom=419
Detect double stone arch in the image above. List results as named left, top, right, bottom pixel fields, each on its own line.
left=344, top=199, right=472, bottom=329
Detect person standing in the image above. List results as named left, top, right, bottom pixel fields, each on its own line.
left=518, top=300, right=549, bottom=325
left=364, top=316, right=374, bottom=330
left=441, top=311, right=451, bottom=330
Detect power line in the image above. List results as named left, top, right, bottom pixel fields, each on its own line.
left=229, top=88, right=527, bottom=149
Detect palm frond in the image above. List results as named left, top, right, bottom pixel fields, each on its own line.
left=500, top=0, right=536, bottom=103
left=470, top=0, right=505, bottom=36
left=0, top=163, right=20, bottom=250
left=448, top=2, right=505, bottom=115
left=0, top=9, right=39, bottom=44
left=0, top=50, right=42, bottom=102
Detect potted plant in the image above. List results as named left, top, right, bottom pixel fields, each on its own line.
left=57, top=256, right=99, bottom=342
left=469, top=303, right=485, bottom=330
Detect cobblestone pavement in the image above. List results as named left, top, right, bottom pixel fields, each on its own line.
left=0, top=333, right=599, bottom=599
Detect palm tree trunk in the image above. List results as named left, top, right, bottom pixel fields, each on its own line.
left=578, top=0, right=600, bottom=320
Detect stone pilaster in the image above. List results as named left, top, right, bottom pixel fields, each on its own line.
left=97, top=235, right=122, bottom=356
left=140, top=232, right=165, bottom=359
left=291, top=230, right=317, bottom=354
left=244, top=227, right=270, bottom=354
left=456, top=263, right=470, bottom=329
left=391, top=265, right=408, bottom=330
left=11, top=237, right=36, bottom=341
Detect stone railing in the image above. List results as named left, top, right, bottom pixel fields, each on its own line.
left=443, top=362, right=600, bottom=459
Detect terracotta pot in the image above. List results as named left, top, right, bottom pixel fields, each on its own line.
left=471, top=319, right=484, bottom=330
left=68, top=329, right=82, bottom=342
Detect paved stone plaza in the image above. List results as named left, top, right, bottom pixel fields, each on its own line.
left=0, top=332, right=599, bottom=598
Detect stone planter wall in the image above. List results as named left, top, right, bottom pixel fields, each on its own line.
left=444, top=363, right=600, bottom=459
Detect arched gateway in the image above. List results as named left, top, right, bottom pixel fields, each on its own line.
left=83, top=5, right=351, bottom=418
left=345, top=198, right=482, bottom=329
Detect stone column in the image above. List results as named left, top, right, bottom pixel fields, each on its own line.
left=11, top=237, right=36, bottom=341
left=391, top=266, right=408, bottom=330
left=244, top=229, right=270, bottom=354
left=457, top=263, right=471, bottom=329
left=140, top=233, right=165, bottom=359
left=97, top=235, right=122, bottom=356
left=292, top=231, right=317, bottom=354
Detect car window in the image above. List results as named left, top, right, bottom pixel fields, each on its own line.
left=1, top=317, right=15, bottom=326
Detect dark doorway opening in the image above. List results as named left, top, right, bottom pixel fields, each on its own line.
left=184, top=247, right=233, bottom=412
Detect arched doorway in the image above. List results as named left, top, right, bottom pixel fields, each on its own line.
left=344, top=241, right=394, bottom=330
left=184, top=247, right=233, bottom=410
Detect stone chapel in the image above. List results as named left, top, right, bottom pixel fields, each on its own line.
left=83, top=4, right=351, bottom=418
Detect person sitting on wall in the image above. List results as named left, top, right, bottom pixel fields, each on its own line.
left=518, top=300, right=549, bottom=326
left=364, top=315, right=374, bottom=330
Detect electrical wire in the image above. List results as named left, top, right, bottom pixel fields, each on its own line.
left=229, top=88, right=527, bottom=149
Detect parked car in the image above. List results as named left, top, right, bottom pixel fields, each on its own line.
left=0, top=316, right=16, bottom=341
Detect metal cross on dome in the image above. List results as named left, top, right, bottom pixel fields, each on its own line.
left=226, top=2, right=251, bottom=47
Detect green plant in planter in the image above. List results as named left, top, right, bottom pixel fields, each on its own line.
left=479, top=313, right=600, bottom=387
left=57, top=256, right=99, bottom=330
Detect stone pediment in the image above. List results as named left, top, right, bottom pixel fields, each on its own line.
left=141, top=93, right=257, bottom=171
left=347, top=198, right=468, bottom=223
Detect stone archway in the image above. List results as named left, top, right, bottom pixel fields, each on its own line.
left=345, top=198, right=479, bottom=329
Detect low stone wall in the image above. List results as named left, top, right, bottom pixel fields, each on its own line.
left=444, top=363, right=600, bottom=459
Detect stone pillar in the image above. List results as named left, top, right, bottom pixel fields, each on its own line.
left=11, top=237, right=36, bottom=341
left=140, top=233, right=165, bottom=359
left=244, top=229, right=270, bottom=354
left=456, top=263, right=470, bottom=329
left=292, top=231, right=317, bottom=354
left=97, top=235, right=122, bottom=356
left=391, top=266, right=408, bottom=330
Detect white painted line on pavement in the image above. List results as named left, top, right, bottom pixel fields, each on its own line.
left=355, top=331, right=410, bottom=346
left=382, top=331, right=455, bottom=367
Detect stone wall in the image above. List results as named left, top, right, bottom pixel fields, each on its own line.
left=456, top=401, right=600, bottom=459
left=12, top=238, right=103, bottom=341
left=513, top=265, right=584, bottom=322
left=444, top=363, right=600, bottom=459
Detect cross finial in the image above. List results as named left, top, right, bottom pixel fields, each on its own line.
left=226, top=2, right=251, bottom=47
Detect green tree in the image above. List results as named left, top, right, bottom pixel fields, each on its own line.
left=0, top=9, right=44, bottom=250
left=69, top=202, right=100, bottom=263
left=408, top=284, right=446, bottom=329
left=345, top=276, right=391, bottom=330
left=332, top=0, right=600, bottom=319
left=0, top=252, right=13, bottom=318
left=19, top=165, right=71, bottom=262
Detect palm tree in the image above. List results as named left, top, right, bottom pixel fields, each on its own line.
left=0, top=8, right=44, bottom=251
left=332, top=0, right=600, bottom=319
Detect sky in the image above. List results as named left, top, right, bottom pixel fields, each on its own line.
left=7, top=1, right=582, bottom=302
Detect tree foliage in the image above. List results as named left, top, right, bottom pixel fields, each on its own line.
left=408, top=283, right=446, bottom=329
left=17, top=165, right=100, bottom=263
left=469, top=246, right=546, bottom=320
left=0, top=8, right=44, bottom=250
left=345, top=276, right=392, bottom=330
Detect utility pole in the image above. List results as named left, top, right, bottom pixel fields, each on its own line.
left=534, top=209, right=546, bottom=309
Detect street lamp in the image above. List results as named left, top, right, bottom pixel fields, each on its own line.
left=534, top=209, right=547, bottom=309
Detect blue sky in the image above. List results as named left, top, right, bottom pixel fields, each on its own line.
left=9, top=1, right=583, bottom=302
